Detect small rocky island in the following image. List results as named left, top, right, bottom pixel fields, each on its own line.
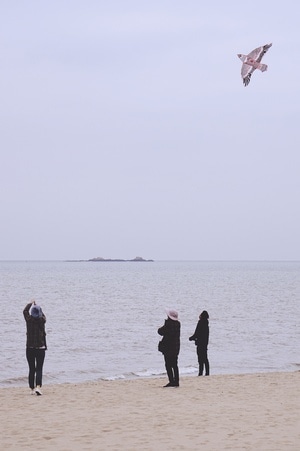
left=88, top=256, right=154, bottom=262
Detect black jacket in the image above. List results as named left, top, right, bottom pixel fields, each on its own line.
left=189, top=318, right=209, bottom=349
left=158, top=318, right=180, bottom=356
left=23, top=303, right=47, bottom=349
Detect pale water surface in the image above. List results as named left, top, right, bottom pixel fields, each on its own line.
left=0, top=261, right=299, bottom=387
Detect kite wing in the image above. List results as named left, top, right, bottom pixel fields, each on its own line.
left=247, top=46, right=264, bottom=61
left=241, top=62, right=253, bottom=87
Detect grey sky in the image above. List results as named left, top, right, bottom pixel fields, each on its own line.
left=1, top=1, right=299, bottom=260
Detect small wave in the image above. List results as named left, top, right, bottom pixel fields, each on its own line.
left=106, top=366, right=199, bottom=381
left=180, top=366, right=198, bottom=375
left=0, top=376, right=27, bottom=387
left=133, top=368, right=165, bottom=378
left=102, top=374, right=126, bottom=381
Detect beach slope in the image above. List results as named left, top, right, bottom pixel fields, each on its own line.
left=1, top=372, right=299, bottom=450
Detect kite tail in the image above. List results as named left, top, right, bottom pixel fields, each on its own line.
left=258, top=63, right=268, bottom=72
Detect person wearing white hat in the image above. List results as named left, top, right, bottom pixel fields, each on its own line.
left=158, top=309, right=180, bottom=387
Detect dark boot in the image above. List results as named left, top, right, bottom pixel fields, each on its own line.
left=173, top=366, right=179, bottom=387
left=198, top=362, right=203, bottom=376
left=205, top=359, right=210, bottom=376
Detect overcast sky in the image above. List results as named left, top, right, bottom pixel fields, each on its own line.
left=1, top=1, right=299, bottom=261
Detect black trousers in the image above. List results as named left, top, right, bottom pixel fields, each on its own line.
left=26, top=348, right=46, bottom=389
left=164, top=354, right=179, bottom=384
left=197, top=347, right=209, bottom=375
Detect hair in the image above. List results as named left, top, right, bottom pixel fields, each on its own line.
left=200, top=310, right=209, bottom=320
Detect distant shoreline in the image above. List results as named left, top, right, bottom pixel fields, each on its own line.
left=67, top=256, right=154, bottom=262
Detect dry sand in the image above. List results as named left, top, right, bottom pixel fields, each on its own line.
left=1, top=372, right=299, bottom=450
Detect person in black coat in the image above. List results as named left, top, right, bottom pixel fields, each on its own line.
left=158, top=310, right=180, bottom=387
left=189, top=310, right=210, bottom=376
left=23, top=300, right=47, bottom=395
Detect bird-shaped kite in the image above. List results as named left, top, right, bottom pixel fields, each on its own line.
left=237, top=43, right=272, bottom=86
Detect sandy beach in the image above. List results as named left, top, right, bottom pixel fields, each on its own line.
left=1, top=372, right=299, bottom=450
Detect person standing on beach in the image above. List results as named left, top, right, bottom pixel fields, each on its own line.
left=158, top=310, right=180, bottom=387
left=23, top=300, right=47, bottom=395
left=189, top=310, right=210, bottom=376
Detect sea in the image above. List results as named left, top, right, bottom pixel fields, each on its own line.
left=0, top=260, right=299, bottom=388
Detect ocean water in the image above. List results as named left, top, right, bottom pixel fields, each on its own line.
left=0, top=260, right=299, bottom=387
